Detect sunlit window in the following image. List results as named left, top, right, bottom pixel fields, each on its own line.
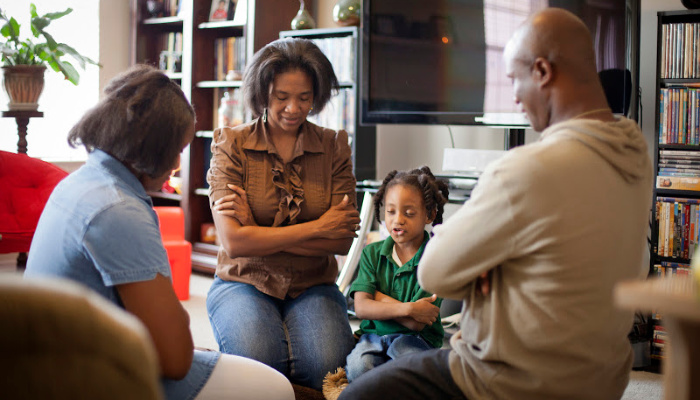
left=0, top=0, right=98, bottom=161
left=483, top=0, right=548, bottom=113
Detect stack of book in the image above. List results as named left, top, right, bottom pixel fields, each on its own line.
left=658, top=87, right=700, bottom=145
left=656, top=150, right=700, bottom=190
left=310, top=36, right=355, bottom=83
left=651, top=324, right=666, bottom=359
left=214, top=37, right=246, bottom=81
left=307, top=88, right=355, bottom=135
left=157, top=32, right=183, bottom=74
left=654, top=197, right=700, bottom=259
left=653, top=261, right=693, bottom=276
left=660, top=22, right=700, bottom=79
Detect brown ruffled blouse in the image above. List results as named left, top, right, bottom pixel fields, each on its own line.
left=207, top=118, right=356, bottom=299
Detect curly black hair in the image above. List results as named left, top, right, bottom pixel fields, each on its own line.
left=373, top=166, right=449, bottom=226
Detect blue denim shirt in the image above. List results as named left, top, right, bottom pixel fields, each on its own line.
left=25, top=149, right=218, bottom=400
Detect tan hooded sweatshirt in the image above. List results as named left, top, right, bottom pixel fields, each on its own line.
left=419, top=117, right=653, bottom=400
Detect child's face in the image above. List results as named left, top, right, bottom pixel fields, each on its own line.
left=384, top=184, right=434, bottom=250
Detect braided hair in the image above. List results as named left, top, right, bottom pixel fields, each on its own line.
left=373, top=166, right=449, bottom=226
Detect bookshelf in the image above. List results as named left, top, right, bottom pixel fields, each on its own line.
left=131, top=0, right=299, bottom=272
left=650, top=9, right=700, bottom=366
left=278, top=27, right=377, bottom=182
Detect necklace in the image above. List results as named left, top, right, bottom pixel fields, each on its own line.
left=571, top=107, right=611, bottom=120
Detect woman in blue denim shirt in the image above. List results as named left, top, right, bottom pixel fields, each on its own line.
left=25, top=65, right=293, bottom=400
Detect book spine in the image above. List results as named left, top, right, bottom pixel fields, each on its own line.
left=675, top=203, right=681, bottom=258
left=665, top=202, right=671, bottom=257
left=660, top=149, right=700, bottom=157
left=658, top=201, right=665, bottom=256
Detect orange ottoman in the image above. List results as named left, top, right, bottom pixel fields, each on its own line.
left=153, top=207, right=192, bottom=300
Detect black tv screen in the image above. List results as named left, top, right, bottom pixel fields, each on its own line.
left=360, top=0, right=640, bottom=126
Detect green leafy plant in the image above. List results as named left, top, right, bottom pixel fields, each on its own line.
left=0, top=4, right=99, bottom=85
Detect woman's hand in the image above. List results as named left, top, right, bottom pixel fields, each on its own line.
left=213, top=184, right=258, bottom=226
left=313, top=195, right=361, bottom=239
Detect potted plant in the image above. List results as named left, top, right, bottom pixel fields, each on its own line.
left=0, top=4, right=99, bottom=111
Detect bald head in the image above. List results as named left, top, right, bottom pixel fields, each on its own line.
left=505, top=8, right=599, bottom=84
left=503, top=8, right=613, bottom=130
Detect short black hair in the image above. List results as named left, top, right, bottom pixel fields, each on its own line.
left=374, top=166, right=450, bottom=226
left=67, top=64, right=195, bottom=178
left=242, top=37, right=339, bottom=118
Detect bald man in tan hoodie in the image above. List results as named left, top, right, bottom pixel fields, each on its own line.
left=338, top=8, right=652, bottom=400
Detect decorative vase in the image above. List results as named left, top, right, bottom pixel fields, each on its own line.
left=146, top=0, right=164, bottom=18
left=291, top=1, right=315, bottom=30
left=333, top=0, right=360, bottom=27
left=2, top=65, right=47, bottom=111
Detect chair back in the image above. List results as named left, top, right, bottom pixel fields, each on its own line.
left=0, top=274, right=163, bottom=399
left=0, top=151, right=68, bottom=253
left=337, top=191, right=375, bottom=295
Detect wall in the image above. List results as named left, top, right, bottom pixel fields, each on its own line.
left=314, top=0, right=687, bottom=178
left=99, top=0, right=131, bottom=97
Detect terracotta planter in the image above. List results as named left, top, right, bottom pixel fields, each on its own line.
left=2, top=65, right=47, bottom=111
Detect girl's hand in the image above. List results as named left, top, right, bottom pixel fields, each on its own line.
left=314, top=195, right=361, bottom=239
left=407, top=294, right=440, bottom=326
left=213, top=184, right=258, bottom=226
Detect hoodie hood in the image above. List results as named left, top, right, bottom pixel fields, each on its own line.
left=538, top=116, right=651, bottom=183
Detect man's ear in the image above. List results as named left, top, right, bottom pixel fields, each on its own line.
left=532, top=57, right=553, bottom=88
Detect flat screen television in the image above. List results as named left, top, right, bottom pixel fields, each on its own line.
left=360, top=0, right=641, bottom=126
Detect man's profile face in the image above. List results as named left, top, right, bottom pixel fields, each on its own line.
left=504, top=36, right=548, bottom=132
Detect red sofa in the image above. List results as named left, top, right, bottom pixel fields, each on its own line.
left=0, top=151, right=68, bottom=260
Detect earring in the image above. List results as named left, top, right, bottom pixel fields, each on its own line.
left=262, top=108, right=268, bottom=123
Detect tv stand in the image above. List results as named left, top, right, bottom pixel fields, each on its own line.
left=504, top=128, right=525, bottom=150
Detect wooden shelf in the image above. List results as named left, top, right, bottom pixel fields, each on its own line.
left=198, top=20, right=245, bottom=30
left=147, top=191, right=182, bottom=201
left=192, top=242, right=218, bottom=273
left=658, top=144, right=700, bottom=149
left=660, top=79, right=700, bottom=87
left=195, top=80, right=243, bottom=89
left=655, top=188, right=700, bottom=197
left=166, top=71, right=184, bottom=80
left=279, top=27, right=356, bottom=39
left=196, top=130, right=214, bottom=138
left=143, top=16, right=184, bottom=26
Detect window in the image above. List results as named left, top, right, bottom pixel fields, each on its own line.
left=483, top=0, right=547, bottom=113
left=0, top=0, right=98, bottom=161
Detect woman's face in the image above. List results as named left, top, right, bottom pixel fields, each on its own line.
left=140, top=124, right=195, bottom=192
left=266, top=68, right=314, bottom=135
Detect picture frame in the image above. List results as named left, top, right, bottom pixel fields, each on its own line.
left=209, top=0, right=229, bottom=22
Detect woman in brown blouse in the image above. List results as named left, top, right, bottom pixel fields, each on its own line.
left=206, top=38, right=360, bottom=391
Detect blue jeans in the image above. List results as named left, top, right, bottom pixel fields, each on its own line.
left=346, top=333, right=432, bottom=382
left=206, top=277, right=355, bottom=391
left=339, top=349, right=467, bottom=400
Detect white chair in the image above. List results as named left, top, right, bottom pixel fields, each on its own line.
left=336, top=191, right=375, bottom=295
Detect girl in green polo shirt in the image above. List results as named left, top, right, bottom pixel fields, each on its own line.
left=324, top=166, right=450, bottom=397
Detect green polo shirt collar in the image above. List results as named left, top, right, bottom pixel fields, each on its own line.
left=379, top=230, right=430, bottom=274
